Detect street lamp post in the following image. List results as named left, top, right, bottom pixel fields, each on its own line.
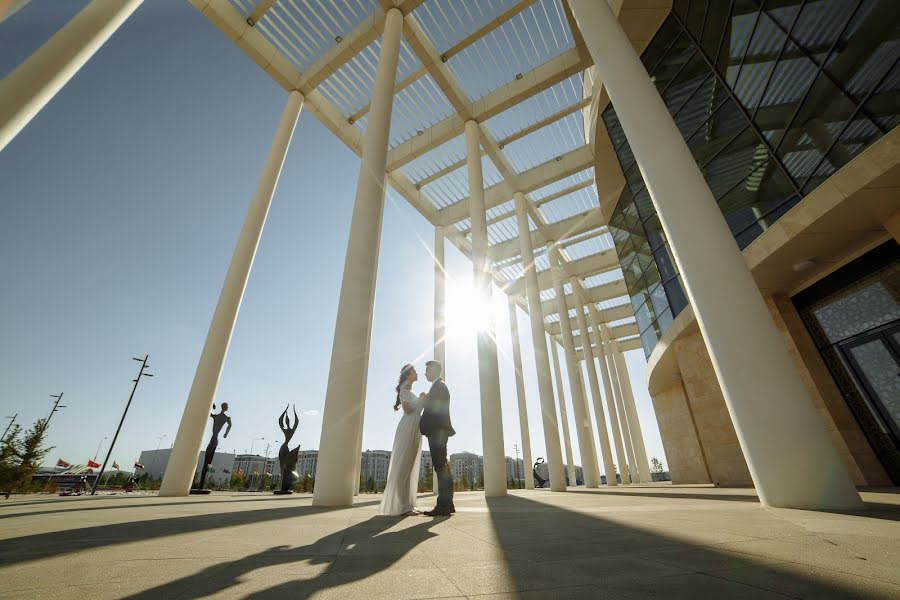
left=249, top=437, right=264, bottom=490
left=144, top=434, right=166, bottom=488
left=259, top=442, right=271, bottom=492
left=513, top=444, right=520, bottom=489
left=93, top=436, right=108, bottom=462
left=46, top=393, right=66, bottom=428
left=92, top=355, right=153, bottom=495
left=1, top=414, right=16, bottom=443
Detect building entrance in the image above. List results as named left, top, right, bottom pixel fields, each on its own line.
left=794, top=241, right=900, bottom=484
left=840, top=323, right=900, bottom=452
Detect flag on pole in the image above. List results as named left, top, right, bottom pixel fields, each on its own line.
left=87, top=459, right=101, bottom=468
left=134, top=462, right=145, bottom=470
left=56, top=459, right=71, bottom=468
left=113, top=461, right=120, bottom=470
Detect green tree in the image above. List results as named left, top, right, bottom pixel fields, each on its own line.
left=366, top=476, right=375, bottom=493
left=0, top=419, right=52, bottom=498
left=0, top=424, right=23, bottom=497
left=650, top=457, right=665, bottom=473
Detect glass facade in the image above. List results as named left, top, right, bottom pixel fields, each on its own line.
left=604, top=0, right=900, bottom=358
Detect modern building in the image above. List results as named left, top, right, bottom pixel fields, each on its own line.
left=505, top=457, right=525, bottom=485
left=360, top=450, right=391, bottom=488
left=603, top=1, right=900, bottom=493
left=138, top=448, right=235, bottom=488
left=450, top=452, right=484, bottom=487
left=10, top=0, right=897, bottom=512
left=296, top=450, right=319, bottom=479
left=418, top=450, right=432, bottom=483
left=233, top=453, right=278, bottom=484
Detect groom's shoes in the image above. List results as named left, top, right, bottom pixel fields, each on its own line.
left=449, top=503, right=456, bottom=514
left=423, top=506, right=452, bottom=517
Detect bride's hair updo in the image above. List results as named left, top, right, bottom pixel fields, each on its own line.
left=394, top=364, right=414, bottom=411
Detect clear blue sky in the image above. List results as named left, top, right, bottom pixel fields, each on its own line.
left=0, top=1, right=666, bottom=473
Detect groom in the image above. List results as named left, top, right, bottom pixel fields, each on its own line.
left=419, top=360, right=455, bottom=517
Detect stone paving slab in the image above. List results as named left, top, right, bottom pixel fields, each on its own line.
left=0, top=486, right=898, bottom=599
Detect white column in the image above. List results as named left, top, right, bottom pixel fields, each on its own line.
left=0, top=0, right=142, bottom=151
left=612, top=342, right=652, bottom=483
left=434, top=226, right=447, bottom=366
left=513, top=192, right=566, bottom=491
left=465, top=120, right=506, bottom=498
left=550, top=246, right=600, bottom=487
left=159, top=90, right=304, bottom=497
left=571, top=283, right=617, bottom=486
left=550, top=338, right=577, bottom=486
left=570, top=0, right=861, bottom=509
left=600, top=323, right=641, bottom=483
left=592, top=313, right=634, bottom=484
left=507, top=296, right=535, bottom=489
left=432, top=226, right=446, bottom=494
left=312, top=8, right=403, bottom=507
left=0, top=1, right=31, bottom=25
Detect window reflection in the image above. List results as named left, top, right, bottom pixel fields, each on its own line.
left=604, top=1, right=899, bottom=358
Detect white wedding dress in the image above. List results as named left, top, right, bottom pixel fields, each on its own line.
left=378, top=389, right=423, bottom=515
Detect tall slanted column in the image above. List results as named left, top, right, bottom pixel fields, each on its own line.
left=0, top=0, right=143, bottom=151
left=570, top=0, right=861, bottom=508
left=549, top=245, right=600, bottom=487
left=434, top=226, right=447, bottom=367
left=313, top=8, right=403, bottom=507
left=600, top=323, right=641, bottom=483
left=432, top=226, right=446, bottom=493
left=571, top=282, right=617, bottom=486
left=513, top=192, right=566, bottom=491
left=507, top=296, right=534, bottom=489
left=160, top=91, right=304, bottom=496
left=612, top=342, right=651, bottom=483
left=465, top=120, right=506, bottom=498
left=550, top=338, right=577, bottom=486
left=590, top=309, right=633, bottom=484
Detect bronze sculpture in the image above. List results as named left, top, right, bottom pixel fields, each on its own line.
left=191, top=402, right=232, bottom=494
left=275, top=404, right=300, bottom=494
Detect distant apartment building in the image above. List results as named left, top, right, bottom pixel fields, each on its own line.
left=138, top=448, right=235, bottom=487
left=360, top=450, right=391, bottom=487
left=418, top=450, right=432, bottom=482
left=297, top=450, right=318, bottom=478
left=450, top=451, right=483, bottom=485
left=505, top=457, right=525, bottom=484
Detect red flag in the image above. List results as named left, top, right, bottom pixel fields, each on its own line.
left=87, top=460, right=101, bottom=468
left=56, top=459, right=71, bottom=468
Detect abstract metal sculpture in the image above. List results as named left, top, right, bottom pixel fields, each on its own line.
left=275, top=404, right=300, bottom=494
left=191, top=402, right=231, bottom=494
left=532, top=457, right=549, bottom=488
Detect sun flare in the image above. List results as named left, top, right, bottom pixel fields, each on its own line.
left=446, top=277, right=494, bottom=336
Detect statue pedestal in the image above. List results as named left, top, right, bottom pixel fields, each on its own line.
left=189, top=489, right=212, bottom=495
left=273, top=490, right=293, bottom=495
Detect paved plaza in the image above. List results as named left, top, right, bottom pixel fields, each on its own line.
left=1, top=486, right=899, bottom=599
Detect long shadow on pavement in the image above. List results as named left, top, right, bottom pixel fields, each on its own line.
left=482, top=493, right=900, bottom=599
left=0, top=498, right=380, bottom=567
left=573, top=488, right=900, bottom=522
left=121, top=516, right=441, bottom=599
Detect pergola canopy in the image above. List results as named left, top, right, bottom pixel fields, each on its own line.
left=195, top=0, right=668, bottom=353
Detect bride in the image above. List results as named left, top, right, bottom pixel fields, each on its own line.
left=378, top=363, right=424, bottom=516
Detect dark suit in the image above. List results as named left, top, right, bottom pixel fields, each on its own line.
left=419, top=378, right=454, bottom=509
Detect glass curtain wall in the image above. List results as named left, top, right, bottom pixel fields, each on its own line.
left=604, top=0, right=900, bottom=358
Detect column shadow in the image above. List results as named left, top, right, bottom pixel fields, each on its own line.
left=0, top=499, right=380, bottom=566
left=483, top=493, right=899, bottom=598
